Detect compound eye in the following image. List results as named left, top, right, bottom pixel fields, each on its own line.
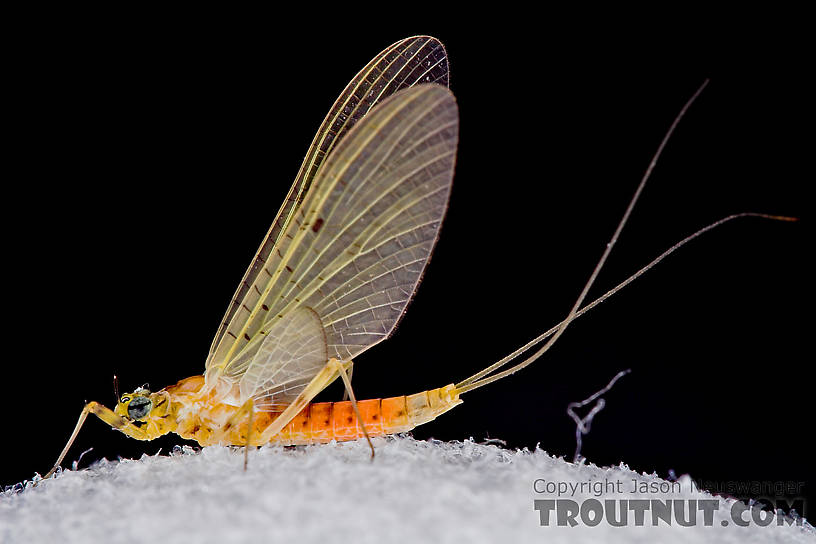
left=127, top=396, right=152, bottom=420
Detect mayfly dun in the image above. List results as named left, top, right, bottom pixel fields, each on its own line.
left=43, top=36, right=794, bottom=479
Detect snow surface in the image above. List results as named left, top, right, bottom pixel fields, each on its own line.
left=2, top=437, right=813, bottom=544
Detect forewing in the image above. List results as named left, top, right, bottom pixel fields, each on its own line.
left=220, top=84, right=458, bottom=388
left=206, top=36, right=449, bottom=376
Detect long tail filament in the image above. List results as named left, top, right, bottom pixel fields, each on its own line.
left=454, top=79, right=796, bottom=395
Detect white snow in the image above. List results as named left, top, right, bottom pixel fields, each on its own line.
left=1, top=437, right=813, bottom=544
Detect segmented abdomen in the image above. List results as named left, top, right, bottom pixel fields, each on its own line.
left=261, top=384, right=462, bottom=445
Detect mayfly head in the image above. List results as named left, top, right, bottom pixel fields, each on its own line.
left=114, top=387, right=153, bottom=422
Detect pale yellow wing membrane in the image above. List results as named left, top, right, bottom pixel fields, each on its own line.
left=206, top=36, right=449, bottom=375
left=238, top=307, right=327, bottom=410
left=220, top=84, right=458, bottom=402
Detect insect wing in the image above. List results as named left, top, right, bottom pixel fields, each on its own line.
left=236, top=307, right=327, bottom=410
left=221, top=84, right=459, bottom=402
left=206, top=36, right=449, bottom=378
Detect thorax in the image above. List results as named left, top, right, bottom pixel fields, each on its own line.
left=157, top=375, right=246, bottom=445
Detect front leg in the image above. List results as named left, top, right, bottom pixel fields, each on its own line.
left=203, top=398, right=256, bottom=471
left=44, top=401, right=150, bottom=480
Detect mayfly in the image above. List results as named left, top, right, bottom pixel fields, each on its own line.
left=44, top=36, right=793, bottom=479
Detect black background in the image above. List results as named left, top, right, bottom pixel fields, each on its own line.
left=4, top=18, right=811, bottom=512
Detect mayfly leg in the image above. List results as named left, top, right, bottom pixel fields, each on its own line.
left=244, top=402, right=254, bottom=471
left=44, top=401, right=148, bottom=480
left=341, top=362, right=353, bottom=401
left=333, top=359, right=374, bottom=459
left=208, top=398, right=256, bottom=471
left=253, top=358, right=374, bottom=457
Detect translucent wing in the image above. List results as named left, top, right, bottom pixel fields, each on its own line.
left=206, top=36, right=449, bottom=376
left=239, top=307, right=327, bottom=410
left=221, top=84, right=459, bottom=404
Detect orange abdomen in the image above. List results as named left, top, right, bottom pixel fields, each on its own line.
left=263, top=384, right=462, bottom=445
